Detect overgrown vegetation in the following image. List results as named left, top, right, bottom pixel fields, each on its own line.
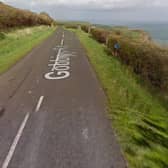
left=64, top=24, right=79, bottom=29
left=90, top=28, right=110, bottom=43
left=58, top=21, right=89, bottom=26
left=80, top=25, right=168, bottom=95
left=81, top=25, right=90, bottom=33
left=0, top=26, right=55, bottom=74
left=0, top=2, right=55, bottom=30
left=107, top=36, right=168, bottom=90
left=73, top=29, right=168, bottom=168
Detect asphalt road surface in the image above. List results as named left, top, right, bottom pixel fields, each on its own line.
left=0, top=27, right=127, bottom=168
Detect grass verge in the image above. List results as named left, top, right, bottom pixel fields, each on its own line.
left=74, top=29, right=168, bottom=168
left=0, top=26, right=55, bottom=74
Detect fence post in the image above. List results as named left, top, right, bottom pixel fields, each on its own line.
left=78, top=25, right=81, bottom=30
left=106, top=36, right=109, bottom=46
left=88, top=26, right=91, bottom=34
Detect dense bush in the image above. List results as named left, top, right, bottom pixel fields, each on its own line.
left=90, top=28, right=110, bottom=43
left=81, top=25, right=89, bottom=33
left=0, top=32, right=5, bottom=40
left=65, top=24, right=78, bottom=29
left=81, top=26, right=168, bottom=91
left=0, top=2, right=54, bottom=30
left=107, top=36, right=168, bottom=90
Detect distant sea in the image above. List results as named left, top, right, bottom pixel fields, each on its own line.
left=126, top=22, right=168, bottom=45
left=99, top=22, right=168, bottom=45
left=92, top=20, right=168, bottom=45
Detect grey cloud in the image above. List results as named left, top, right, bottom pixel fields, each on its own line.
left=2, top=0, right=168, bottom=24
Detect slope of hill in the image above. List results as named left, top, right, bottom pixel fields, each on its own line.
left=69, top=27, right=168, bottom=168
left=0, top=2, right=54, bottom=30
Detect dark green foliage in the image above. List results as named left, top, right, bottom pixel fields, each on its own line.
left=0, top=32, right=5, bottom=40
left=81, top=25, right=89, bottom=33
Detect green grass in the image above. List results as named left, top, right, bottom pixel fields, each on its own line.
left=0, top=26, right=55, bottom=74
left=74, top=29, right=168, bottom=168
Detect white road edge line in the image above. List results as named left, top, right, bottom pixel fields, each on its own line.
left=35, top=96, right=44, bottom=113
left=2, top=112, right=30, bottom=168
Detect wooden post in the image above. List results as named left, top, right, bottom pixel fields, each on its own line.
left=78, top=25, right=81, bottom=30
left=88, top=26, right=91, bottom=34
left=106, top=36, right=109, bottom=46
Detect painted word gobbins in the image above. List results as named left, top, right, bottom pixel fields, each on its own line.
left=45, top=48, right=70, bottom=80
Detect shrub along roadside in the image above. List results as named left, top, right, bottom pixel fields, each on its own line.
left=0, top=26, right=55, bottom=74
left=81, top=25, right=89, bottom=33
left=90, top=28, right=110, bottom=44
left=107, top=36, right=168, bottom=91
left=73, top=29, right=168, bottom=168
left=64, top=24, right=78, bottom=29
left=0, top=2, right=55, bottom=30
left=81, top=25, right=168, bottom=93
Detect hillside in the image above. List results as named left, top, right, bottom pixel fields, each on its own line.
left=0, top=2, right=54, bottom=30
left=74, top=28, right=168, bottom=168
left=109, top=26, right=152, bottom=43
left=67, top=25, right=168, bottom=168
left=79, top=24, right=168, bottom=98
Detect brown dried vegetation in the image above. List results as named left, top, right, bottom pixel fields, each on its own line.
left=0, top=2, right=54, bottom=30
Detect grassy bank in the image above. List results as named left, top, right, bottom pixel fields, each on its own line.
left=74, top=29, right=168, bottom=168
left=0, top=26, right=55, bottom=74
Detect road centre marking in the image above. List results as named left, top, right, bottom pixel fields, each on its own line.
left=82, top=128, right=89, bottom=140
left=61, top=39, right=64, bottom=46
left=2, top=113, right=30, bottom=168
left=35, top=96, right=44, bottom=113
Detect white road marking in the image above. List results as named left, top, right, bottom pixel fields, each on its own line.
left=2, top=113, right=30, bottom=168
left=28, top=90, right=32, bottom=94
left=55, top=45, right=62, bottom=48
left=45, top=32, right=72, bottom=80
left=36, top=79, right=39, bottom=84
left=61, top=38, right=64, bottom=46
left=44, top=47, right=71, bottom=80
left=82, top=128, right=89, bottom=140
left=61, top=32, right=64, bottom=46
left=35, top=96, right=44, bottom=112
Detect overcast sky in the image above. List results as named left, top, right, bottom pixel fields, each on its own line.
left=1, top=0, right=168, bottom=25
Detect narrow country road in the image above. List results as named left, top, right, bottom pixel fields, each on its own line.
left=0, top=27, right=127, bottom=168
